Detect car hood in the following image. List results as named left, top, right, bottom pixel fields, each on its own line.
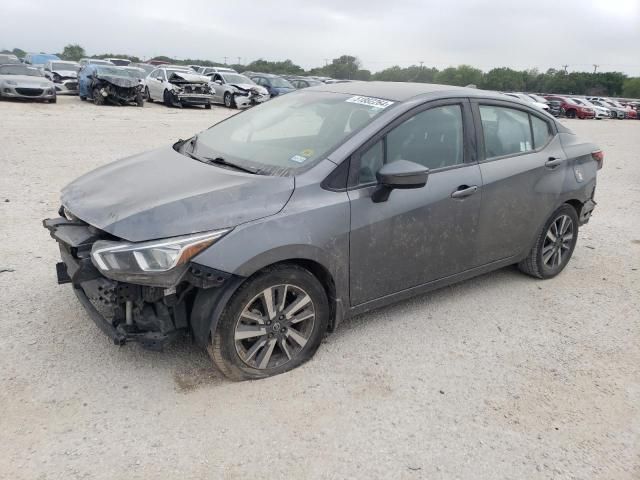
left=169, top=72, right=210, bottom=84
left=52, top=69, right=78, bottom=78
left=61, top=146, right=295, bottom=242
left=95, top=74, right=138, bottom=88
left=229, top=83, right=268, bottom=94
left=0, top=75, right=52, bottom=87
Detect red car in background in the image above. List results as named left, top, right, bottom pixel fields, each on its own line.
left=544, top=95, right=595, bottom=119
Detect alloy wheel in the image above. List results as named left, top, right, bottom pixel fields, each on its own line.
left=234, top=284, right=315, bottom=370
left=542, top=214, right=574, bottom=269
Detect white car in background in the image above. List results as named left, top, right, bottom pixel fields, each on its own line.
left=43, top=60, right=80, bottom=95
left=503, top=92, right=550, bottom=111
left=571, top=98, right=610, bottom=119
left=145, top=66, right=215, bottom=108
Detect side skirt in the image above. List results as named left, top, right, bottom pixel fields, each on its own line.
left=347, top=254, right=522, bottom=319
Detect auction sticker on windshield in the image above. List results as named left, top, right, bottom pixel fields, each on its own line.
left=345, top=96, right=394, bottom=109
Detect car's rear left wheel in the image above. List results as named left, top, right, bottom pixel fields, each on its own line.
left=208, top=265, right=329, bottom=381
left=518, top=204, right=579, bottom=279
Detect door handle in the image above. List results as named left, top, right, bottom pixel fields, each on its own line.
left=451, top=185, right=478, bottom=199
left=545, top=157, right=563, bottom=169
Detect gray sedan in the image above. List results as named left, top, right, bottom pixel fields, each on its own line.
left=0, top=64, right=56, bottom=102
left=44, top=82, right=601, bottom=380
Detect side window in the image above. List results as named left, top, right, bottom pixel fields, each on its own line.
left=357, top=140, right=384, bottom=184
left=213, top=74, right=223, bottom=83
left=387, top=105, right=464, bottom=170
left=480, top=105, right=532, bottom=159
left=531, top=115, right=551, bottom=148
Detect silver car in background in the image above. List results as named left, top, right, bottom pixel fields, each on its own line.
left=0, top=64, right=56, bottom=102
left=208, top=71, right=269, bottom=108
left=43, top=60, right=80, bottom=95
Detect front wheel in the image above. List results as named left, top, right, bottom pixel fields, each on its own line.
left=163, top=89, right=173, bottom=107
left=136, top=93, right=144, bottom=107
left=518, top=204, right=579, bottom=279
left=223, top=92, right=235, bottom=108
left=92, top=88, right=104, bottom=106
left=208, top=265, right=329, bottom=381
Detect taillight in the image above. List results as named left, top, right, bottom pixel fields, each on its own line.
left=592, top=150, right=604, bottom=170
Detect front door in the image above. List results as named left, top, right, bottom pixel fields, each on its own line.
left=348, top=100, right=482, bottom=306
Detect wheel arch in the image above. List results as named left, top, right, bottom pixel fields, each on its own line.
left=190, top=256, right=342, bottom=348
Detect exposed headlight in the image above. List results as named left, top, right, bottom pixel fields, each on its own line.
left=91, top=229, right=231, bottom=286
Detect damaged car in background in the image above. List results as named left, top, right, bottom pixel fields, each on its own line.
left=78, top=64, right=144, bottom=106
left=145, top=67, right=215, bottom=109
left=0, top=64, right=56, bottom=102
left=207, top=71, right=269, bottom=108
left=44, top=60, right=80, bottom=95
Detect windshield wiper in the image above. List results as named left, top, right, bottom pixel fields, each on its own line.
left=186, top=151, right=259, bottom=174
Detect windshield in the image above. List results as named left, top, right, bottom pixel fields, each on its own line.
left=0, top=65, right=43, bottom=76
left=95, top=66, right=128, bottom=76
left=222, top=74, right=253, bottom=84
left=270, top=77, right=294, bottom=88
left=191, top=91, right=394, bottom=175
left=123, top=68, right=145, bottom=79
left=52, top=62, right=79, bottom=71
left=132, top=64, right=155, bottom=74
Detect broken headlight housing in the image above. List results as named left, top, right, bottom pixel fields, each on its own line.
left=91, top=229, right=231, bottom=287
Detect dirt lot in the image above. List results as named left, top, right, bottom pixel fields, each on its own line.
left=1, top=96, right=638, bottom=480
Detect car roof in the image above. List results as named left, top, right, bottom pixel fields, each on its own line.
left=305, top=81, right=506, bottom=102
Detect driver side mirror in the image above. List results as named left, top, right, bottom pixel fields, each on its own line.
left=372, top=160, right=429, bottom=203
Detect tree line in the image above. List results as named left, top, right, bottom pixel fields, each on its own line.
left=3, top=45, right=639, bottom=98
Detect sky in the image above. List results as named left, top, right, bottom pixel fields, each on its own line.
left=1, top=0, right=639, bottom=75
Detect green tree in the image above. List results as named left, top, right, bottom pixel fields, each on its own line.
left=482, top=67, right=525, bottom=91
left=622, top=78, right=640, bottom=98
left=435, top=65, right=483, bottom=87
left=324, top=55, right=361, bottom=79
left=61, top=44, right=86, bottom=61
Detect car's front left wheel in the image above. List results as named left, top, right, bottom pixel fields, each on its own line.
left=208, top=265, right=329, bottom=381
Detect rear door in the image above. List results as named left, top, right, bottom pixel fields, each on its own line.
left=348, top=99, right=482, bottom=306
left=471, top=99, right=566, bottom=265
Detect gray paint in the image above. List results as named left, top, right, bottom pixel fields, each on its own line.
left=60, top=82, right=599, bottom=328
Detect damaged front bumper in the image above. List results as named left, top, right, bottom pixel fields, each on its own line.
left=234, top=92, right=269, bottom=109
left=43, top=215, right=232, bottom=350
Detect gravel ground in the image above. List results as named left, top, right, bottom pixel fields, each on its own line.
left=1, top=96, right=639, bottom=480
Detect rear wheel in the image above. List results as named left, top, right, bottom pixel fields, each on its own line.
left=566, top=109, right=576, bottom=119
left=208, top=265, right=329, bottom=381
left=518, top=204, right=579, bottom=279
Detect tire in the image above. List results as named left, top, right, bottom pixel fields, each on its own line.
left=204, top=102, right=212, bottom=110
left=518, top=204, right=579, bottom=279
left=145, top=87, right=153, bottom=102
left=135, top=93, right=144, bottom=107
left=208, top=265, right=329, bottom=381
left=92, top=88, right=104, bottom=106
left=223, top=92, right=235, bottom=108
left=50, top=96, right=57, bottom=104
left=163, top=89, right=173, bottom=107
left=80, top=95, right=86, bottom=101
left=566, top=109, right=576, bottom=119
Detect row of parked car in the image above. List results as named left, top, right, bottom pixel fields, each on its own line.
left=0, top=52, right=354, bottom=109
left=2, top=52, right=639, bottom=119
left=501, top=91, right=639, bottom=119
